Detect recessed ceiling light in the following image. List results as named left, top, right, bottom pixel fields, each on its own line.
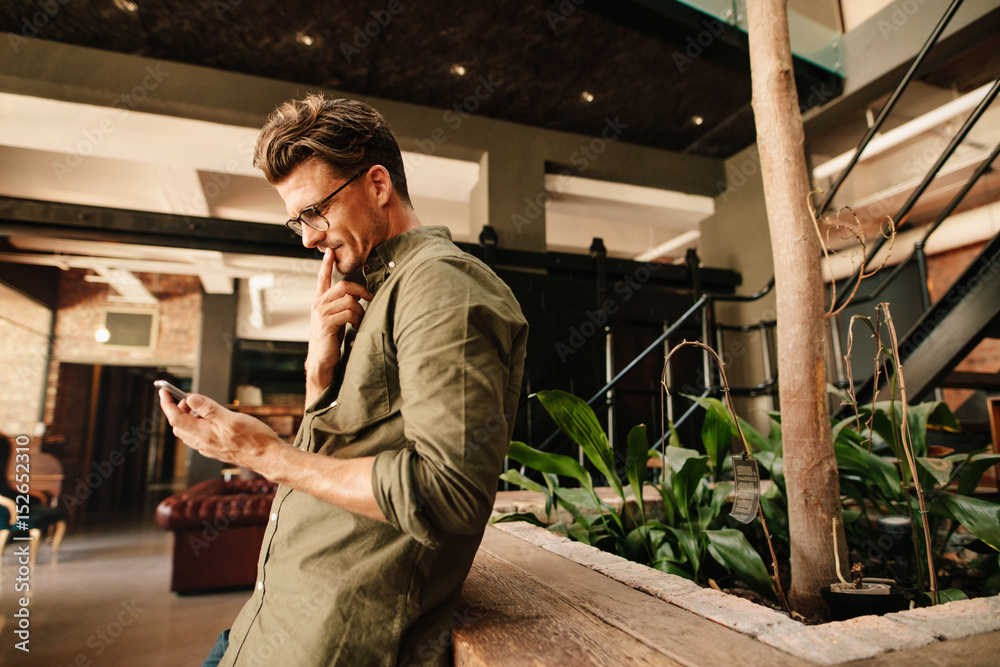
left=692, top=115, right=705, bottom=126
left=449, top=64, right=467, bottom=77
left=295, top=32, right=315, bottom=47
left=113, top=0, right=139, bottom=12
left=580, top=91, right=595, bottom=103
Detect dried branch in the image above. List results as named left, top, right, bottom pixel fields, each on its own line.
left=808, top=193, right=897, bottom=317
left=661, top=339, right=792, bottom=616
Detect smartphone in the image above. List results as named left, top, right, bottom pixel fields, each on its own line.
left=154, top=380, right=199, bottom=417
left=154, top=379, right=189, bottom=401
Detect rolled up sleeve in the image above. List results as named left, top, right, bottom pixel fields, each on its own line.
left=371, top=257, right=525, bottom=548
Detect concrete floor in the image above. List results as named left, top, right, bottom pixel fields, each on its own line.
left=0, top=515, right=248, bottom=667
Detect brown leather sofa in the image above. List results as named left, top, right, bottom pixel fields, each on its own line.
left=155, top=478, right=276, bottom=593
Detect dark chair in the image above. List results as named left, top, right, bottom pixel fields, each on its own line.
left=1, top=433, right=68, bottom=589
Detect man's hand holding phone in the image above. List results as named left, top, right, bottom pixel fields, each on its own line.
left=156, top=381, right=288, bottom=476
left=154, top=380, right=198, bottom=417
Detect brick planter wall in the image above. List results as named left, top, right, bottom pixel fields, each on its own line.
left=492, top=520, right=1000, bottom=664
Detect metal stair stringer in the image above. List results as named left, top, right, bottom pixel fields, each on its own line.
left=886, top=230, right=1000, bottom=403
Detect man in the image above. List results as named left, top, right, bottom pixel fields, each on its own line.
left=160, top=95, right=528, bottom=666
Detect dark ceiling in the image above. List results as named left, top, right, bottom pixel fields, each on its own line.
left=1, top=0, right=843, bottom=159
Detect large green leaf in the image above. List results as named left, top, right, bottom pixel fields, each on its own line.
left=666, top=525, right=702, bottom=579
left=665, top=445, right=703, bottom=473
left=905, top=401, right=959, bottom=457
left=916, top=457, right=953, bottom=488
left=625, top=424, right=650, bottom=523
left=687, top=395, right=780, bottom=454
left=535, top=390, right=623, bottom=497
left=551, top=489, right=592, bottom=527
left=710, top=481, right=734, bottom=519
left=704, top=528, right=776, bottom=602
left=917, top=588, right=969, bottom=607
left=957, top=454, right=1000, bottom=496
left=672, top=455, right=710, bottom=521
left=834, top=440, right=902, bottom=503
left=936, top=492, right=1000, bottom=551
left=860, top=406, right=900, bottom=458
left=623, top=524, right=665, bottom=563
left=554, top=487, right=605, bottom=513
left=754, top=451, right=785, bottom=491
left=499, top=469, right=547, bottom=495
left=507, top=440, right=593, bottom=490
left=565, top=521, right=593, bottom=545
left=656, top=483, right=677, bottom=525
left=832, top=417, right=861, bottom=448
left=701, top=402, right=733, bottom=479
left=490, top=512, right=548, bottom=527
left=652, top=559, right=693, bottom=578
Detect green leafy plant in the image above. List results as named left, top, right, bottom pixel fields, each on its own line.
left=842, top=304, right=1000, bottom=603
left=689, top=389, right=1000, bottom=602
left=496, top=389, right=777, bottom=603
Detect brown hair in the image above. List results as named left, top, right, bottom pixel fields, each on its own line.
left=254, top=94, right=411, bottom=205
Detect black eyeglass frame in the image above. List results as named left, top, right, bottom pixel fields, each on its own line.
left=285, top=168, right=368, bottom=235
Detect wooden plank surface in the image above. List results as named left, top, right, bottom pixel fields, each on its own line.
left=845, top=630, right=1000, bottom=666
left=456, top=526, right=805, bottom=667
left=456, top=549, right=682, bottom=666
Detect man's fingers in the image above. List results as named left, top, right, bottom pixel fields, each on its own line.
left=315, top=248, right=335, bottom=297
left=184, top=393, right=221, bottom=420
left=317, top=295, right=366, bottom=325
left=317, top=280, right=373, bottom=306
left=159, top=389, right=200, bottom=434
left=340, top=280, right=374, bottom=302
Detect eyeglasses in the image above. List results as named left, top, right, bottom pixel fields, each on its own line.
left=285, top=169, right=367, bottom=236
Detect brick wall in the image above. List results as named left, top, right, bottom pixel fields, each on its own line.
left=52, top=269, right=201, bottom=367
left=0, top=282, right=52, bottom=436
left=41, top=270, right=203, bottom=494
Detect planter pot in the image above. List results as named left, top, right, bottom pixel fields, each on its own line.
left=821, top=582, right=906, bottom=621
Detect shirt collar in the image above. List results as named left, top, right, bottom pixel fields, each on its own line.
left=362, top=226, right=452, bottom=294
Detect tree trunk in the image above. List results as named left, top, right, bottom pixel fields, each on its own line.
left=745, top=0, right=848, bottom=620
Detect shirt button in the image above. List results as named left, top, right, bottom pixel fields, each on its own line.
left=270, top=512, right=277, bottom=522
left=330, top=400, right=339, bottom=408
left=256, top=581, right=263, bottom=591
left=388, top=261, right=395, bottom=268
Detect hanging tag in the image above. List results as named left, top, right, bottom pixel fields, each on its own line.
left=729, top=456, right=760, bottom=524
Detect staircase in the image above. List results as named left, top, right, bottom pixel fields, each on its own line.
left=883, top=231, right=1000, bottom=404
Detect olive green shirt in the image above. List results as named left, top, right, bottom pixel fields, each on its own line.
left=221, top=226, right=528, bottom=666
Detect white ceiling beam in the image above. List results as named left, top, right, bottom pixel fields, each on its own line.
left=0, top=92, right=261, bottom=176
left=634, top=230, right=702, bottom=262
left=152, top=164, right=211, bottom=216
left=91, top=266, right=157, bottom=304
